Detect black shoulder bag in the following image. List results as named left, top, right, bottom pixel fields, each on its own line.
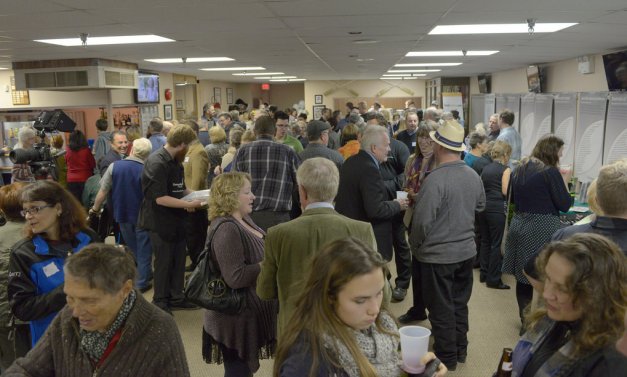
left=184, top=220, right=246, bottom=314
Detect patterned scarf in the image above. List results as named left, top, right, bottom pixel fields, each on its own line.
left=79, top=290, right=136, bottom=362
left=322, top=312, right=401, bottom=377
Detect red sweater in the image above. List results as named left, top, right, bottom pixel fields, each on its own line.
left=65, top=147, right=96, bottom=182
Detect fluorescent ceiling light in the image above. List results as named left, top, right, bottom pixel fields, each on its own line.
left=406, top=51, right=498, bottom=57
left=269, top=78, right=305, bottom=82
left=233, top=72, right=283, bottom=76
left=394, top=63, right=461, bottom=67
left=255, top=76, right=296, bottom=79
left=429, top=23, right=577, bottom=35
left=254, top=77, right=273, bottom=80
left=270, top=79, right=288, bottom=82
left=412, top=74, right=427, bottom=77
left=0, top=67, right=8, bottom=70
left=35, top=34, right=174, bottom=46
left=387, top=69, right=441, bottom=72
left=200, top=67, right=265, bottom=71
left=145, top=57, right=234, bottom=63
left=289, top=79, right=306, bottom=81
left=383, top=74, right=412, bottom=77
left=388, top=69, right=443, bottom=73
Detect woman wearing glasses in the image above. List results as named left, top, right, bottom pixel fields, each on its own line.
left=7, top=181, right=99, bottom=349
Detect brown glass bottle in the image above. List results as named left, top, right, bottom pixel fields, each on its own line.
left=495, top=348, right=513, bottom=377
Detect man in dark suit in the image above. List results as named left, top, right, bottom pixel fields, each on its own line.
left=336, top=125, right=409, bottom=261
left=396, top=111, right=419, bottom=152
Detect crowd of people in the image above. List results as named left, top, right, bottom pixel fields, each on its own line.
left=0, top=100, right=625, bottom=376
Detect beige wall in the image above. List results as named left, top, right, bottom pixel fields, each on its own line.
left=472, top=53, right=609, bottom=95
left=268, top=83, right=304, bottom=110
left=304, top=79, right=427, bottom=113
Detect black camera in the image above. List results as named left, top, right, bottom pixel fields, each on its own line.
left=8, top=110, right=75, bottom=179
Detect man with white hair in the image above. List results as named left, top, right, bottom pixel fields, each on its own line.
left=487, top=113, right=500, bottom=141
left=91, top=138, right=154, bottom=292
left=336, top=126, right=409, bottom=260
left=257, top=158, right=376, bottom=336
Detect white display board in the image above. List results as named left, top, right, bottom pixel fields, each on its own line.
left=553, top=93, right=578, bottom=169
left=520, top=93, right=536, bottom=158
left=604, top=92, right=627, bottom=164
left=533, top=93, right=554, bottom=147
left=575, top=92, right=608, bottom=183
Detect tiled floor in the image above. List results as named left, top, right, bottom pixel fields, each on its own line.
left=145, top=264, right=520, bottom=377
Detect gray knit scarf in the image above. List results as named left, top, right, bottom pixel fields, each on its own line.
left=79, top=289, right=136, bottom=362
left=322, top=312, right=401, bottom=377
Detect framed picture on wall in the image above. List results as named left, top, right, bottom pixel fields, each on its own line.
left=164, top=104, right=173, bottom=121
left=313, top=105, right=326, bottom=120
left=314, top=94, right=323, bottom=104
left=226, top=88, right=234, bottom=104
left=213, top=87, right=222, bottom=104
left=176, top=99, right=184, bottom=109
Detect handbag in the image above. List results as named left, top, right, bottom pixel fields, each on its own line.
left=184, top=220, right=246, bottom=314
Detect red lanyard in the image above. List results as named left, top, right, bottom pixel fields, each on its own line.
left=95, top=329, right=122, bottom=369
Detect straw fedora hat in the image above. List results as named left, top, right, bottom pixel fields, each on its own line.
left=429, top=121, right=466, bottom=152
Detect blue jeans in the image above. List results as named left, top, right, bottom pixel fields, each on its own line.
left=119, top=223, right=153, bottom=289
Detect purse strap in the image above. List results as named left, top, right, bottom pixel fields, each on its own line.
left=201, top=218, right=243, bottom=277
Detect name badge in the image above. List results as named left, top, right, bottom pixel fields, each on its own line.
left=43, top=262, right=60, bottom=278
left=412, top=141, right=416, bottom=147
left=184, top=156, right=190, bottom=163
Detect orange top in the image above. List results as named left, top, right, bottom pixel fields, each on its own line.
left=338, top=140, right=360, bottom=160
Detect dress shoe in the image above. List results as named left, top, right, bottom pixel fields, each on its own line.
left=170, top=301, right=200, bottom=311
left=391, top=287, right=407, bottom=302
left=398, top=311, right=428, bottom=324
left=486, top=282, right=511, bottom=290
left=138, top=283, right=153, bottom=293
left=479, top=275, right=486, bottom=283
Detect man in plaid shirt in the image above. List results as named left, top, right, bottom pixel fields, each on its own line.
left=233, top=115, right=300, bottom=231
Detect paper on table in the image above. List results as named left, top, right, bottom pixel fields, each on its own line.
left=182, top=189, right=210, bottom=202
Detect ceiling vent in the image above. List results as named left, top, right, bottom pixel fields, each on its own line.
left=13, top=58, right=138, bottom=90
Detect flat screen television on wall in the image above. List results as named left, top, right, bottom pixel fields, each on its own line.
left=478, top=74, right=491, bottom=93
left=602, top=50, right=627, bottom=91
left=527, top=65, right=542, bottom=93
left=135, top=71, right=160, bottom=103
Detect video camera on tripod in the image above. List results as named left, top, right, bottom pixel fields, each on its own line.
left=9, top=110, right=76, bottom=179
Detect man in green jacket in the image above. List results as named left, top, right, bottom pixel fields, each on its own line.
left=257, top=157, right=377, bottom=337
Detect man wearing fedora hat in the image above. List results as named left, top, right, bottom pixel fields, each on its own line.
left=409, top=120, right=486, bottom=371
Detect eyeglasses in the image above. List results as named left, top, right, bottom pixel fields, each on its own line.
left=21, top=204, right=54, bottom=217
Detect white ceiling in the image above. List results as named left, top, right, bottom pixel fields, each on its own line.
left=1, top=0, right=627, bottom=82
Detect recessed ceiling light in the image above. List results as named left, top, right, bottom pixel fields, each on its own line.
left=200, top=67, right=265, bottom=71
left=353, top=39, right=379, bottom=44
left=35, top=34, right=174, bottom=46
left=145, top=57, right=234, bottom=63
left=405, top=51, right=498, bottom=57
left=394, top=63, right=461, bottom=67
left=429, top=23, right=577, bottom=35
left=233, top=72, right=284, bottom=76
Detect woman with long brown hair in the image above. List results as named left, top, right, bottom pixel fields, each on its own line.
left=508, top=233, right=627, bottom=376
left=274, top=237, right=446, bottom=377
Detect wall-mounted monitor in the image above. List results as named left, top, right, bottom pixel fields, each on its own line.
left=135, top=71, right=160, bottom=103
left=527, top=65, right=542, bottom=93
left=478, top=74, right=491, bottom=93
left=602, top=50, right=627, bottom=91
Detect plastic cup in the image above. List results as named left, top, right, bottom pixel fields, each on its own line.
left=399, top=325, right=431, bottom=374
left=396, top=191, right=408, bottom=200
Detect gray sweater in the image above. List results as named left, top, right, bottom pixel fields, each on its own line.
left=409, top=160, right=485, bottom=264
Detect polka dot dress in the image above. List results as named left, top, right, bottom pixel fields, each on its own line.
left=502, top=212, right=562, bottom=284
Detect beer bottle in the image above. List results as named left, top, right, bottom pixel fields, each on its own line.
left=496, top=348, right=513, bottom=377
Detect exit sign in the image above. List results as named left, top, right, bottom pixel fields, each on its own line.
left=261, top=83, right=270, bottom=91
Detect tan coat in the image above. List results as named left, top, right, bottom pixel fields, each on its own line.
left=183, top=141, right=209, bottom=191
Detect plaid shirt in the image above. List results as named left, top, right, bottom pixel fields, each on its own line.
left=233, top=135, right=300, bottom=212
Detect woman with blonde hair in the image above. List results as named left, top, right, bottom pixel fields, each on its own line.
left=203, top=172, right=276, bottom=377
left=507, top=233, right=627, bottom=376
left=274, top=237, right=446, bottom=377
left=478, top=140, right=512, bottom=289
